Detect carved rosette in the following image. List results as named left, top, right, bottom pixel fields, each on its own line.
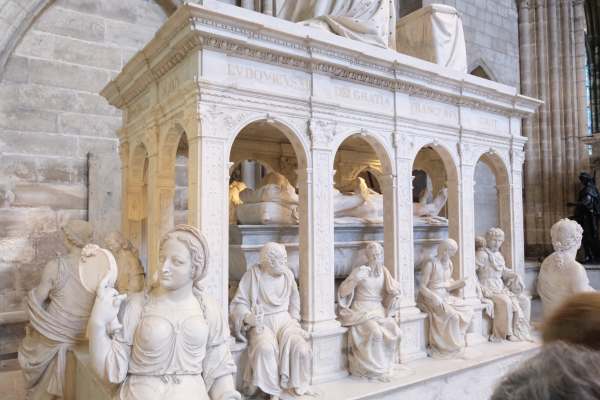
left=309, top=119, right=337, bottom=150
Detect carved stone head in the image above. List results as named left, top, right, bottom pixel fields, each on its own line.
left=104, top=231, right=125, bottom=253
left=61, top=220, right=93, bottom=249
left=437, top=238, right=458, bottom=259
left=260, top=242, right=288, bottom=277
left=485, top=227, right=505, bottom=252
left=551, top=218, right=583, bottom=254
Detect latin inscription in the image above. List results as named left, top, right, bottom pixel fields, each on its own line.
left=333, top=85, right=393, bottom=109
left=227, top=62, right=310, bottom=93
left=409, top=99, right=458, bottom=124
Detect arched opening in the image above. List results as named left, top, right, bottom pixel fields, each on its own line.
left=227, top=119, right=307, bottom=300
left=331, top=133, right=394, bottom=296
left=174, top=134, right=189, bottom=225
left=474, top=152, right=512, bottom=266
left=412, top=145, right=458, bottom=285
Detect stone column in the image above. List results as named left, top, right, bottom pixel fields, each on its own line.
left=456, top=147, right=487, bottom=345
left=299, top=120, right=347, bottom=383
left=510, top=148, right=527, bottom=278
left=119, top=140, right=130, bottom=238
left=145, top=151, right=160, bottom=278
left=187, top=124, right=230, bottom=315
left=497, top=182, right=513, bottom=268
left=393, top=134, right=427, bottom=362
left=520, top=0, right=590, bottom=257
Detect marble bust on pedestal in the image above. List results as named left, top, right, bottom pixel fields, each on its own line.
left=88, top=225, right=240, bottom=400
left=475, top=228, right=531, bottom=342
left=338, top=241, right=402, bottom=381
left=538, top=218, right=595, bottom=317
left=417, top=239, right=473, bottom=358
left=230, top=242, right=313, bottom=400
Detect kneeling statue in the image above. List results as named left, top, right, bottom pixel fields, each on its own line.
left=476, top=228, right=531, bottom=342
left=417, top=239, right=473, bottom=358
left=338, top=242, right=402, bottom=380
left=230, top=242, right=313, bottom=400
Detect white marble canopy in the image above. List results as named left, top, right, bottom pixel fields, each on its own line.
left=101, top=0, right=540, bottom=383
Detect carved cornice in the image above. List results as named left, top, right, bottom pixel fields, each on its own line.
left=101, top=2, right=541, bottom=120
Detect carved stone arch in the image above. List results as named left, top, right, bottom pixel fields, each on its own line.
left=411, top=138, right=460, bottom=182
left=159, top=120, right=187, bottom=176
left=473, top=146, right=514, bottom=266
left=468, top=58, right=499, bottom=82
left=0, top=0, right=179, bottom=80
left=472, top=146, right=512, bottom=184
left=331, top=129, right=395, bottom=177
left=227, top=114, right=310, bottom=171
left=129, top=141, right=149, bottom=185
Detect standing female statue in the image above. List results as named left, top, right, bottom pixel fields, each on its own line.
left=88, top=225, right=240, bottom=400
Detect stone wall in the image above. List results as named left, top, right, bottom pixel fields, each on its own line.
left=421, top=0, right=520, bottom=87
left=0, top=0, right=169, bottom=355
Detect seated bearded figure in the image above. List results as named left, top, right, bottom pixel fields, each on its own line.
left=417, top=239, right=473, bottom=358
left=476, top=228, right=532, bottom=342
left=230, top=242, right=313, bottom=400
left=338, top=242, right=402, bottom=380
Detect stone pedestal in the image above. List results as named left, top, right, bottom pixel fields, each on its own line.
left=229, top=222, right=449, bottom=282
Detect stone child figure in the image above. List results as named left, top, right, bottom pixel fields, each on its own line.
left=475, top=228, right=531, bottom=342
left=538, top=219, right=595, bottom=317
left=417, top=239, right=473, bottom=358
left=18, top=220, right=94, bottom=400
left=338, top=242, right=402, bottom=380
left=567, top=172, right=600, bottom=263
left=88, top=225, right=240, bottom=400
left=230, top=242, right=313, bottom=400
left=104, top=231, right=145, bottom=293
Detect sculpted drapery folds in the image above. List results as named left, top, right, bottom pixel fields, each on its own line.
left=18, top=220, right=95, bottom=400
left=88, top=225, right=240, bottom=400
left=229, top=242, right=313, bottom=400
left=338, top=242, right=402, bottom=380
left=277, top=0, right=396, bottom=49
left=417, top=239, right=473, bottom=358
left=475, top=228, right=532, bottom=342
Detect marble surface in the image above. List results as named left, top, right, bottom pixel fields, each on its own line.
left=296, top=341, right=539, bottom=400
left=67, top=340, right=539, bottom=400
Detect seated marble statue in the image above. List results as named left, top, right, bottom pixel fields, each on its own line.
left=18, top=220, right=95, bottom=400
left=104, top=231, right=145, bottom=294
left=277, top=0, right=396, bottom=48
left=235, top=172, right=300, bottom=225
left=338, top=241, right=402, bottom=380
left=475, top=228, right=532, bottom=342
left=538, top=219, right=595, bottom=318
left=88, top=225, right=240, bottom=400
left=230, top=242, right=313, bottom=400
left=417, top=239, right=473, bottom=358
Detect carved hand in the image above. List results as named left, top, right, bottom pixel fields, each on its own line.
left=90, top=273, right=126, bottom=328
